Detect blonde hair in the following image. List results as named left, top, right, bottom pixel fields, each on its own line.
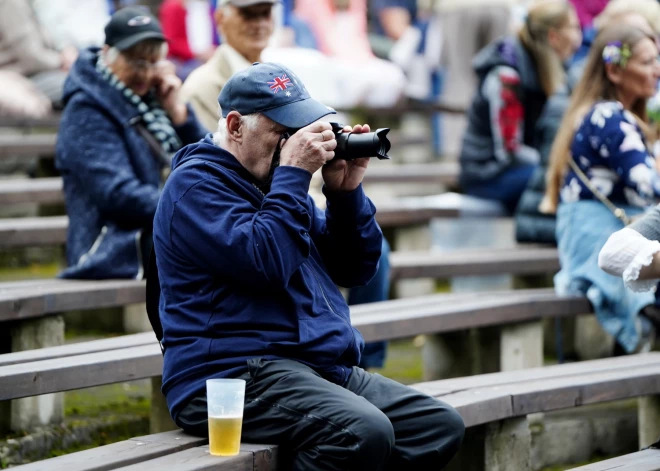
left=541, top=24, right=654, bottom=214
left=519, top=0, right=576, bottom=96
left=594, top=0, right=660, bottom=34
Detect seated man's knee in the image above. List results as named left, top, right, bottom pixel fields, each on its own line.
left=429, top=402, right=465, bottom=460
left=353, top=407, right=395, bottom=462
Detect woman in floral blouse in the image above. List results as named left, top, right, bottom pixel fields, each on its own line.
left=542, top=23, right=660, bottom=355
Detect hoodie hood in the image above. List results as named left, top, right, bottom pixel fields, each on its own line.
left=62, top=47, right=140, bottom=125
left=472, top=36, right=542, bottom=93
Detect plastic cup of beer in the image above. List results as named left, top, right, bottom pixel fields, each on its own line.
left=206, top=378, right=246, bottom=456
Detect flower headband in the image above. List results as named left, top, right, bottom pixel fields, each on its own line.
left=602, top=41, right=632, bottom=68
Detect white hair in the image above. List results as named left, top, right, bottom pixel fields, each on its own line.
left=212, top=113, right=261, bottom=147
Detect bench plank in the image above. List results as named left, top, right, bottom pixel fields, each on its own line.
left=414, top=352, right=660, bottom=397
left=116, top=443, right=278, bottom=471
left=0, top=289, right=592, bottom=400
left=0, top=134, right=56, bottom=158
left=0, top=199, right=503, bottom=248
left=0, top=279, right=147, bottom=322
left=352, top=290, right=590, bottom=342
left=0, top=343, right=162, bottom=400
left=362, top=162, right=458, bottom=185
left=12, top=430, right=207, bottom=471
left=0, top=162, right=461, bottom=206
left=0, top=215, right=67, bottom=247
left=437, top=362, right=660, bottom=428
left=568, top=449, right=660, bottom=470
left=0, top=332, right=155, bottom=367
left=0, top=177, right=62, bottom=204
left=389, top=247, right=559, bottom=279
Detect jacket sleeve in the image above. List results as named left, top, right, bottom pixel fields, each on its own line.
left=630, top=205, right=660, bottom=241
left=56, top=100, right=160, bottom=226
left=483, top=66, right=540, bottom=167
left=310, top=184, right=383, bottom=288
left=169, top=165, right=315, bottom=287
left=174, top=104, right=209, bottom=144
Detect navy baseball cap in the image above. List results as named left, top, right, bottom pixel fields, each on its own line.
left=105, top=7, right=165, bottom=51
left=219, top=62, right=335, bottom=129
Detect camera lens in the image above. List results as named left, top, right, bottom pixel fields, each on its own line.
left=330, top=123, right=391, bottom=161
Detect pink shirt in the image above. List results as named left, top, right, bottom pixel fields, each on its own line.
left=570, top=0, right=608, bottom=29
left=294, top=0, right=373, bottom=62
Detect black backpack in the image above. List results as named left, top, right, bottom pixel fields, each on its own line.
left=145, top=247, right=165, bottom=353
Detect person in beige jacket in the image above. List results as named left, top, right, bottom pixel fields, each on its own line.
left=0, top=0, right=77, bottom=107
left=180, top=0, right=277, bottom=131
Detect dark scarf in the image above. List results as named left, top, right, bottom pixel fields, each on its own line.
left=96, top=56, right=182, bottom=155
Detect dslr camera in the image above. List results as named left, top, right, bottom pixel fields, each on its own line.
left=329, top=123, right=391, bottom=161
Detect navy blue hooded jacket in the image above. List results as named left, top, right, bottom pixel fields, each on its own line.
left=56, top=48, right=207, bottom=279
left=153, top=136, right=383, bottom=422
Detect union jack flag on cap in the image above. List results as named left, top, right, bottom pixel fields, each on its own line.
left=268, top=74, right=292, bottom=93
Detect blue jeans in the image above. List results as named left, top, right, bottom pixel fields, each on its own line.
left=351, top=238, right=391, bottom=369
left=464, top=164, right=536, bottom=214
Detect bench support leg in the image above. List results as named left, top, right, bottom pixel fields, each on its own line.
left=3, top=316, right=65, bottom=432
left=484, top=417, right=532, bottom=471
left=421, top=331, right=474, bottom=380
left=448, top=418, right=532, bottom=471
left=150, top=376, right=177, bottom=434
left=123, top=303, right=152, bottom=334
left=574, top=314, right=614, bottom=360
left=500, top=321, right=543, bottom=371
left=393, top=224, right=434, bottom=298
left=638, top=395, right=660, bottom=449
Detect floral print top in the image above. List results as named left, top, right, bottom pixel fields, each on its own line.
left=561, top=101, right=660, bottom=208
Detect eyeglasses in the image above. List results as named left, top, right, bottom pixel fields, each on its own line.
left=123, top=58, right=168, bottom=73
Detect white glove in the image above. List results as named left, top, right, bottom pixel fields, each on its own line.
left=599, top=227, right=660, bottom=292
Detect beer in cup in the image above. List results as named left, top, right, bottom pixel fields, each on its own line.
left=206, top=378, right=246, bottom=456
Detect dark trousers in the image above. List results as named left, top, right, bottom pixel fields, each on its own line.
left=177, top=358, right=465, bottom=471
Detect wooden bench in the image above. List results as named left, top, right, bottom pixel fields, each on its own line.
left=568, top=449, right=660, bottom=470
left=0, top=134, right=57, bottom=158
left=5, top=349, right=659, bottom=470
left=0, top=286, right=589, bottom=440
left=0, top=193, right=509, bottom=248
left=0, top=114, right=61, bottom=129
left=0, top=163, right=461, bottom=206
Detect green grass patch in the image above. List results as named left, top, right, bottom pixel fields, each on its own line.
left=65, top=382, right=151, bottom=418
left=377, top=338, right=423, bottom=385
left=0, top=261, right=60, bottom=281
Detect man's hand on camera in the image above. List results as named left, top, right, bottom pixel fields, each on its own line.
left=322, top=124, right=370, bottom=193
left=280, top=121, right=336, bottom=174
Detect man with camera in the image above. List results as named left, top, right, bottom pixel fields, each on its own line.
left=153, top=62, right=464, bottom=470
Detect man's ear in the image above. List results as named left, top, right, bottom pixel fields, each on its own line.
left=226, top=111, right=243, bottom=143
left=605, top=63, right=624, bottom=85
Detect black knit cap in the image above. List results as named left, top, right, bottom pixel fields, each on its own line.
left=104, top=7, right=165, bottom=51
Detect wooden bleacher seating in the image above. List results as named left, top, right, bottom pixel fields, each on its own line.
left=4, top=349, right=659, bottom=470
left=0, top=134, right=57, bottom=158
left=0, top=192, right=510, bottom=248
left=0, top=163, right=460, bottom=206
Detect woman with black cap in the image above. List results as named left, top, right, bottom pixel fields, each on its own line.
left=56, top=7, right=207, bottom=280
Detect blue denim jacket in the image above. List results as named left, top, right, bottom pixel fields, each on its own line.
left=555, top=200, right=655, bottom=352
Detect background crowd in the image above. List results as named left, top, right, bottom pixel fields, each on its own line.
left=4, top=0, right=660, bottom=361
